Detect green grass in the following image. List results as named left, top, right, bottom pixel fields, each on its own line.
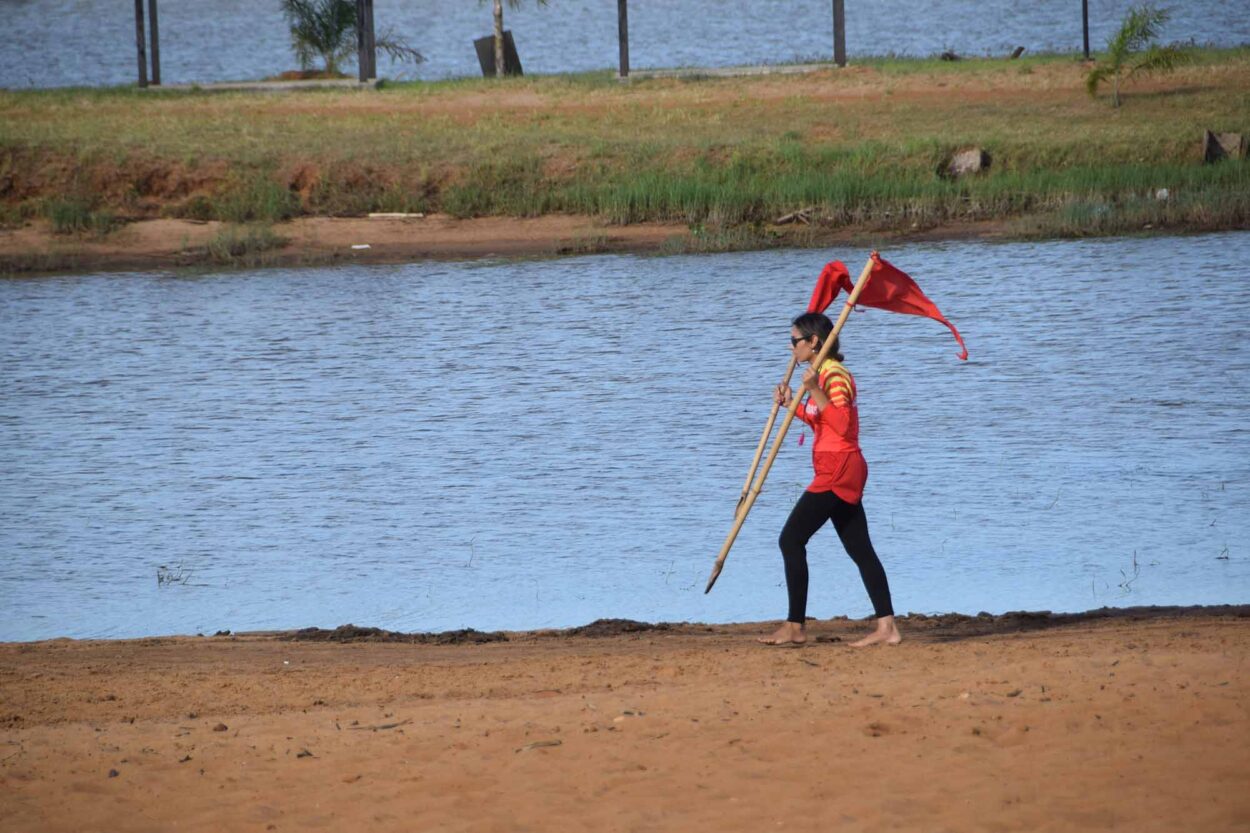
left=43, top=196, right=123, bottom=236
left=1, top=47, right=1247, bottom=244
left=1013, top=186, right=1250, bottom=238
left=210, top=176, right=300, bottom=223
left=44, top=196, right=93, bottom=234
left=0, top=249, right=88, bottom=276
left=203, top=224, right=289, bottom=265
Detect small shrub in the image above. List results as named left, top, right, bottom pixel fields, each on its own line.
left=167, top=194, right=216, bottom=221
left=45, top=197, right=93, bottom=234
left=211, top=177, right=299, bottom=223
left=0, top=203, right=25, bottom=228
left=305, top=169, right=387, bottom=216
left=204, top=224, right=288, bottom=265
left=90, top=210, right=122, bottom=237
left=441, top=157, right=550, bottom=217
left=374, top=183, right=430, bottom=214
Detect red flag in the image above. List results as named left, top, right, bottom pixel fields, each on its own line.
left=821, top=253, right=967, bottom=360
left=806, top=260, right=847, bottom=313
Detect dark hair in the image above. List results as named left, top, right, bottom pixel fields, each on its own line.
left=791, top=312, right=843, bottom=362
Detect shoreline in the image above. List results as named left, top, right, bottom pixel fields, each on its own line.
left=8, top=601, right=1248, bottom=646
left=0, top=214, right=1028, bottom=277
left=3, top=603, right=1248, bottom=831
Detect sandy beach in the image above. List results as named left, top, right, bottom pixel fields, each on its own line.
left=0, top=214, right=1013, bottom=275
left=0, top=215, right=690, bottom=274
left=2, top=606, right=1248, bottom=832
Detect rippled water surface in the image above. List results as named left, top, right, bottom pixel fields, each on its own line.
left=2, top=0, right=1248, bottom=89
left=2, top=232, right=1249, bottom=641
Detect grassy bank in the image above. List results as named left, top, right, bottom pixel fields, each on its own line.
left=1, top=48, right=1248, bottom=248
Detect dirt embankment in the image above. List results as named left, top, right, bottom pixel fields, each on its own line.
left=2, top=606, right=1248, bottom=832
left=0, top=213, right=1017, bottom=275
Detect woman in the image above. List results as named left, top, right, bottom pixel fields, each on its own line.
left=758, top=312, right=901, bottom=648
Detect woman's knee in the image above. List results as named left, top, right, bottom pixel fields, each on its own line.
left=778, top=527, right=805, bottom=557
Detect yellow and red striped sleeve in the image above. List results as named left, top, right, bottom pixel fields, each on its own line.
left=818, top=360, right=856, bottom=408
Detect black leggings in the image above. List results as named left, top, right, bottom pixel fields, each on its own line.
left=778, top=490, right=894, bottom=623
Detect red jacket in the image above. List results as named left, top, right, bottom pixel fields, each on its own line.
left=795, top=359, right=868, bottom=503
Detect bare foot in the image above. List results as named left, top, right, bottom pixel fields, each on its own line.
left=757, top=621, right=806, bottom=647
left=850, top=616, right=902, bottom=647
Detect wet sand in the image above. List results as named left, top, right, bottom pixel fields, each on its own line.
left=2, top=606, right=1248, bottom=832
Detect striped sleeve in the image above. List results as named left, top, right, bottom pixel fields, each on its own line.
left=819, top=361, right=856, bottom=407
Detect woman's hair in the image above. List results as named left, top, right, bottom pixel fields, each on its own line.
left=791, top=312, right=843, bottom=361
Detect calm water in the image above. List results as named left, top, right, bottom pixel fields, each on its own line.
left=2, top=0, right=1248, bottom=89
left=3, top=233, right=1250, bottom=641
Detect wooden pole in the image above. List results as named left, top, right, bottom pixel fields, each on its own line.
left=832, top=0, right=846, bottom=68
left=617, top=0, right=630, bottom=79
left=1082, top=0, right=1090, bottom=59
left=147, top=0, right=161, bottom=85
left=735, top=354, right=799, bottom=517
left=133, top=0, right=148, bottom=88
left=706, top=255, right=876, bottom=594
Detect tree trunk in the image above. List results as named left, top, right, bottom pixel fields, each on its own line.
left=147, top=0, right=160, bottom=85
left=494, top=0, right=505, bottom=78
left=356, top=0, right=368, bottom=82
left=133, top=0, right=148, bottom=88
left=617, top=0, right=629, bottom=78
left=832, top=0, right=846, bottom=67
left=1082, top=0, right=1090, bottom=60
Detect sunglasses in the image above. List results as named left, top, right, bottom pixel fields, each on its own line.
left=790, top=335, right=810, bottom=346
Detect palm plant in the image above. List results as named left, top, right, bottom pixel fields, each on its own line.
left=280, top=0, right=423, bottom=77
left=1085, top=4, right=1190, bottom=107
left=482, top=0, right=548, bottom=78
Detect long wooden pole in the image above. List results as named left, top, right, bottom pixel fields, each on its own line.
left=735, top=354, right=799, bottom=516
left=706, top=255, right=876, bottom=594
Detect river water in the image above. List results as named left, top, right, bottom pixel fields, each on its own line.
left=2, top=232, right=1249, bottom=641
left=2, top=0, right=1248, bottom=89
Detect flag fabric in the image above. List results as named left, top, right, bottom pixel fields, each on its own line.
left=815, top=253, right=968, bottom=360
left=806, top=260, right=848, bottom=313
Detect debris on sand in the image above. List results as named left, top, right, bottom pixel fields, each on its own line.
left=285, top=624, right=508, bottom=645
left=564, top=619, right=673, bottom=638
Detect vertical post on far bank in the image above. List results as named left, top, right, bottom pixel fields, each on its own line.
left=617, top=0, right=629, bottom=79
left=356, top=0, right=368, bottom=82
left=364, top=0, right=377, bottom=79
left=1082, top=0, right=1090, bottom=59
left=133, top=0, right=148, bottom=88
left=148, top=0, right=161, bottom=85
left=832, top=0, right=846, bottom=67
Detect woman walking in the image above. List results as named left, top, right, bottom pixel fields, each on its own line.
left=758, top=311, right=901, bottom=648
